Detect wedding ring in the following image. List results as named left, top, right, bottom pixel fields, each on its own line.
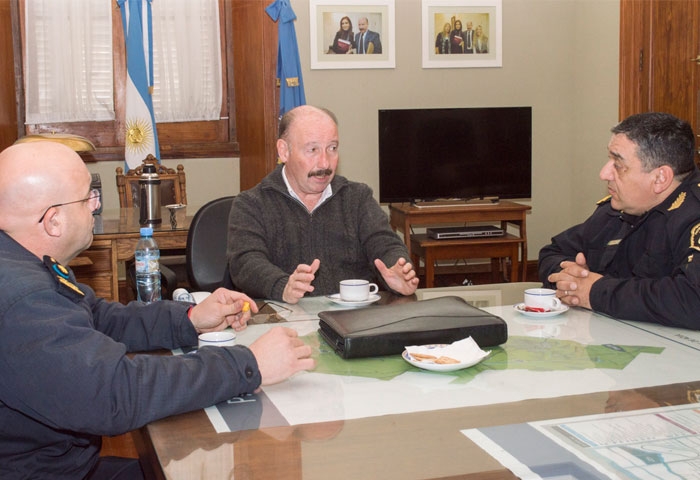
left=565, top=290, right=569, bottom=296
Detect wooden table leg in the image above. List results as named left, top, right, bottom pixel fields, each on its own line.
left=510, top=245, right=519, bottom=283
left=490, top=258, right=500, bottom=283
left=424, top=250, right=435, bottom=288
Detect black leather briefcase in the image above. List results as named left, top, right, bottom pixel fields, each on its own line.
left=318, top=296, right=508, bottom=359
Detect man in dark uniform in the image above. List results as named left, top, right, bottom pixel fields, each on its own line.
left=0, top=141, right=315, bottom=479
left=539, top=112, right=700, bottom=329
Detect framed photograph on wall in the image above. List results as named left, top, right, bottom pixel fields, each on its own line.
left=422, top=0, right=502, bottom=68
left=310, top=0, right=395, bottom=70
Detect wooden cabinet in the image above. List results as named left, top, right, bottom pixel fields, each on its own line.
left=388, top=201, right=531, bottom=284
left=410, top=233, right=523, bottom=287
left=69, top=207, right=194, bottom=303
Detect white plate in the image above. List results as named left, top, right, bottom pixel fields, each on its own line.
left=326, top=293, right=381, bottom=307
left=402, top=344, right=488, bottom=372
left=513, top=303, right=569, bottom=318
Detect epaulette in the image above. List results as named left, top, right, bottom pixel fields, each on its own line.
left=43, top=255, right=85, bottom=299
left=596, top=195, right=612, bottom=205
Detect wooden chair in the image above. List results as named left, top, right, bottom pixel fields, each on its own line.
left=115, top=154, right=187, bottom=208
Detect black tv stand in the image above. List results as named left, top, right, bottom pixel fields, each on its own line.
left=412, top=198, right=500, bottom=208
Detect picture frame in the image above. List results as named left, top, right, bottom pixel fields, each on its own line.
left=309, top=0, right=395, bottom=70
left=422, top=0, right=502, bottom=69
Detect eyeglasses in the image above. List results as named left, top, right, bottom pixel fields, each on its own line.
left=38, top=188, right=102, bottom=223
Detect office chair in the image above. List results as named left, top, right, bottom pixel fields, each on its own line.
left=186, top=196, right=235, bottom=292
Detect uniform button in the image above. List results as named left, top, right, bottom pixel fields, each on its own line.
left=245, top=366, right=254, bottom=378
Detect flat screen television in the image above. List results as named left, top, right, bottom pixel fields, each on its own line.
left=378, top=107, right=532, bottom=204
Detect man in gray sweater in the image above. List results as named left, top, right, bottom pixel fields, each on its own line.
left=227, top=105, right=419, bottom=304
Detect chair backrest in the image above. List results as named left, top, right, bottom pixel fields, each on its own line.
left=186, top=196, right=235, bottom=292
left=115, top=154, right=188, bottom=208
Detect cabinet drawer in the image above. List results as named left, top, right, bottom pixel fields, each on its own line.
left=74, top=273, right=114, bottom=300
left=71, top=240, right=112, bottom=274
left=70, top=240, right=115, bottom=301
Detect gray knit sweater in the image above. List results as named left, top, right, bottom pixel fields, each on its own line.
left=226, top=165, right=410, bottom=301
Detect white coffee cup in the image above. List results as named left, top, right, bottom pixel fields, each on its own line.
left=198, top=331, right=236, bottom=348
left=524, top=288, right=562, bottom=311
left=339, top=279, right=379, bottom=302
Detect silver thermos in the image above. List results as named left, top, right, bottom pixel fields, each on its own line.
left=139, top=163, right=161, bottom=225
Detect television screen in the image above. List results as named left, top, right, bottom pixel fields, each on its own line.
left=378, top=107, right=532, bottom=204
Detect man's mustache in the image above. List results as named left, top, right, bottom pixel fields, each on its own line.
left=308, top=168, right=333, bottom=178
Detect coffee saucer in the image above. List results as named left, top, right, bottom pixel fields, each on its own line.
left=514, top=303, right=569, bottom=318
left=326, top=293, right=381, bottom=307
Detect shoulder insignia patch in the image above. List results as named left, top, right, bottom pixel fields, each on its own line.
left=690, top=223, right=700, bottom=252
left=43, top=256, right=85, bottom=297
left=668, top=191, right=686, bottom=211
left=596, top=195, right=612, bottom=205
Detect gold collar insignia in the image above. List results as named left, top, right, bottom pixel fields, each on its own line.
left=668, top=192, right=686, bottom=211
left=43, top=256, right=85, bottom=297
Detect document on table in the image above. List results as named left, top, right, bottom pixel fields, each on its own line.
left=264, top=296, right=350, bottom=321
left=463, top=403, right=700, bottom=479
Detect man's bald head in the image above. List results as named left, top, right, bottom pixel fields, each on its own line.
left=0, top=142, right=89, bottom=227
left=0, top=142, right=93, bottom=263
left=278, top=105, right=338, bottom=142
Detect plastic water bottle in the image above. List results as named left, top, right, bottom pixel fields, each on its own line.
left=135, top=227, right=161, bottom=303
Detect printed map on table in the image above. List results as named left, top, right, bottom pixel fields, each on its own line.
left=305, top=333, right=662, bottom=384
left=203, top=304, right=700, bottom=433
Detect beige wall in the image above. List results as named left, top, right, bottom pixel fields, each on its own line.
left=90, top=0, right=620, bottom=262
left=297, top=0, right=619, bottom=260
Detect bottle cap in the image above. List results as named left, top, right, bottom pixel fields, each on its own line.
left=140, top=227, right=154, bottom=236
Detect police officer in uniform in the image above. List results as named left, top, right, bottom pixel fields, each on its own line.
left=0, top=141, right=315, bottom=479
left=539, top=112, right=700, bottom=329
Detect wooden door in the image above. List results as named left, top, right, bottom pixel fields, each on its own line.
left=619, top=0, right=700, bottom=159
left=0, top=1, right=18, bottom=151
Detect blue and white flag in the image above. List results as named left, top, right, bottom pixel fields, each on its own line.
left=266, top=0, right=306, bottom=117
left=118, top=0, right=160, bottom=170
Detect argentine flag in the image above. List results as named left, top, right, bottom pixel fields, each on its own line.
left=266, top=0, right=306, bottom=117
left=118, top=0, right=160, bottom=170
